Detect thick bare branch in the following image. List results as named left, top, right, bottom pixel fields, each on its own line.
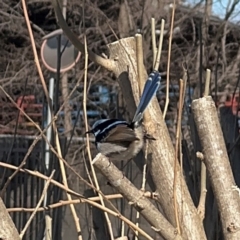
left=192, top=96, right=240, bottom=240
left=93, top=153, right=182, bottom=240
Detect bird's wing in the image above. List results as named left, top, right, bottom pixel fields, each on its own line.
left=104, top=124, right=139, bottom=143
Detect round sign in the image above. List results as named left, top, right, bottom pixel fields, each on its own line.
left=41, top=31, right=81, bottom=73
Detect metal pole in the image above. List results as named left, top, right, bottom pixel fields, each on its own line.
left=44, top=77, right=54, bottom=173
left=43, top=77, right=54, bottom=240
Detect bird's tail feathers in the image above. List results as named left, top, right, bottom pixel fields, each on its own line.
left=132, top=70, right=161, bottom=124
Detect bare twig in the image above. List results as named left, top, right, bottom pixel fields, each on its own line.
left=135, top=33, right=149, bottom=123
left=7, top=198, right=153, bottom=239
left=7, top=196, right=123, bottom=213
left=82, top=5, right=114, bottom=238
left=0, top=86, right=54, bottom=198
left=135, top=140, right=149, bottom=240
left=21, top=0, right=82, bottom=237
left=135, top=34, right=147, bottom=239
left=135, top=34, right=143, bottom=240
left=0, top=162, right=153, bottom=239
left=7, top=191, right=157, bottom=213
left=55, top=117, right=82, bottom=239
left=204, top=69, right=211, bottom=97
left=136, top=34, right=144, bottom=94
left=45, top=215, right=52, bottom=240
left=0, top=90, right=128, bottom=219
left=154, top=19, right=165, bottom=71
left=0, top=86, right=118, bottom=211
left=173, top=79, right=184, bottom=235
left=197, top=69, right=211, bottom=220
left=61, top=0, right=71, bottom=140
left=20, top=171, right=55, bottom=239
left=151, top=18, right=157, bottom=69
left=163, top=2, right=176, bottom=119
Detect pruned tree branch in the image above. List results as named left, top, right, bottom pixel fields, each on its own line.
left=192, top=96, right=240, bottom=239
left=93, top=153, right=182, bottom=240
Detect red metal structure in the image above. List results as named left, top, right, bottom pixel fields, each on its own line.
left=0, top=95, right=43, bottom=135
left=16, top=95, right=43, bottom=125
left=224, top=92, right=240, bottom=117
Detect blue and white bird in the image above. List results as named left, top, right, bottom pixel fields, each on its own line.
left=86, top=71, right=161, bottom=161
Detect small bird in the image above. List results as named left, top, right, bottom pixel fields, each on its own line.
left=86, top=71, right=161, bottom=161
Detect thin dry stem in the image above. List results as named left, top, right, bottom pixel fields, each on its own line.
left=135, top=34, right=144, bottom=94
left=0, top=86, right=55, bottom=198
left=163, top=2, right=176, bottom=119
left=154, top=19, right=165, bottom=70
left=45, top=215, right=52, bottom=240
left=0, top=130, right=45, bottom=197
left=19, top=170, right=55, bottom=239
left=0, top=92, right=128, bottom=222
left=141, top=141, right=149, bottom=191
left=181, top=63, right=188, bottom=109
left=121, top=220, right=125, bottom=238
left=135, top=140, right=149, bottom=240
left=197, top=69, right=211, bottom=220
left=7, top=191, right=156, bottom=212
left=151, top=18, right=157, bottom=69
left=173, top=79, right=184, bottom=235
left=55, top=130, right=82, bottom=239
left=0, top=87, right=95, bottom=198
left=8, top=199, right=153, bottom=239
left=21, top=0, right=83, bottom=236
left=0, top=163, right=119, bottom=206
left=82, top=11, right=114, bottom=239
left=62, top=0, right=67, bottom=19
left=179, top=68, right=187, bottom=227
left=204, top=69, right=211, bottom=97
left=0, top=161, right=152, bottom=239
left=135, top=34, right=149, bottom=239
left=136, top=33, right=150, bottom=123
left=21, top=0, right=52, bottom=113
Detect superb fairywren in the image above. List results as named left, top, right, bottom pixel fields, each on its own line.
left=86, top=71, right=161, bottom=161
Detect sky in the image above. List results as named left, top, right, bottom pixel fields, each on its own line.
left=185, top=0, right=240, bottom=22
left=212, top=0, right=240, bottom=21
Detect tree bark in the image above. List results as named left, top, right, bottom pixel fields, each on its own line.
left=0, top=198, right=20, bottom=240
left=192, top=96, right=240, bottom=240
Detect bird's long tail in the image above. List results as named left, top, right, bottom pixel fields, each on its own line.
left=132, top=70, right=161, bottom=124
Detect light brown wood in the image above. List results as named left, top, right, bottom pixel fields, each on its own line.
left=192, top=96, right=240, bottom=240
left=0, top=198, right=20, bottom=240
